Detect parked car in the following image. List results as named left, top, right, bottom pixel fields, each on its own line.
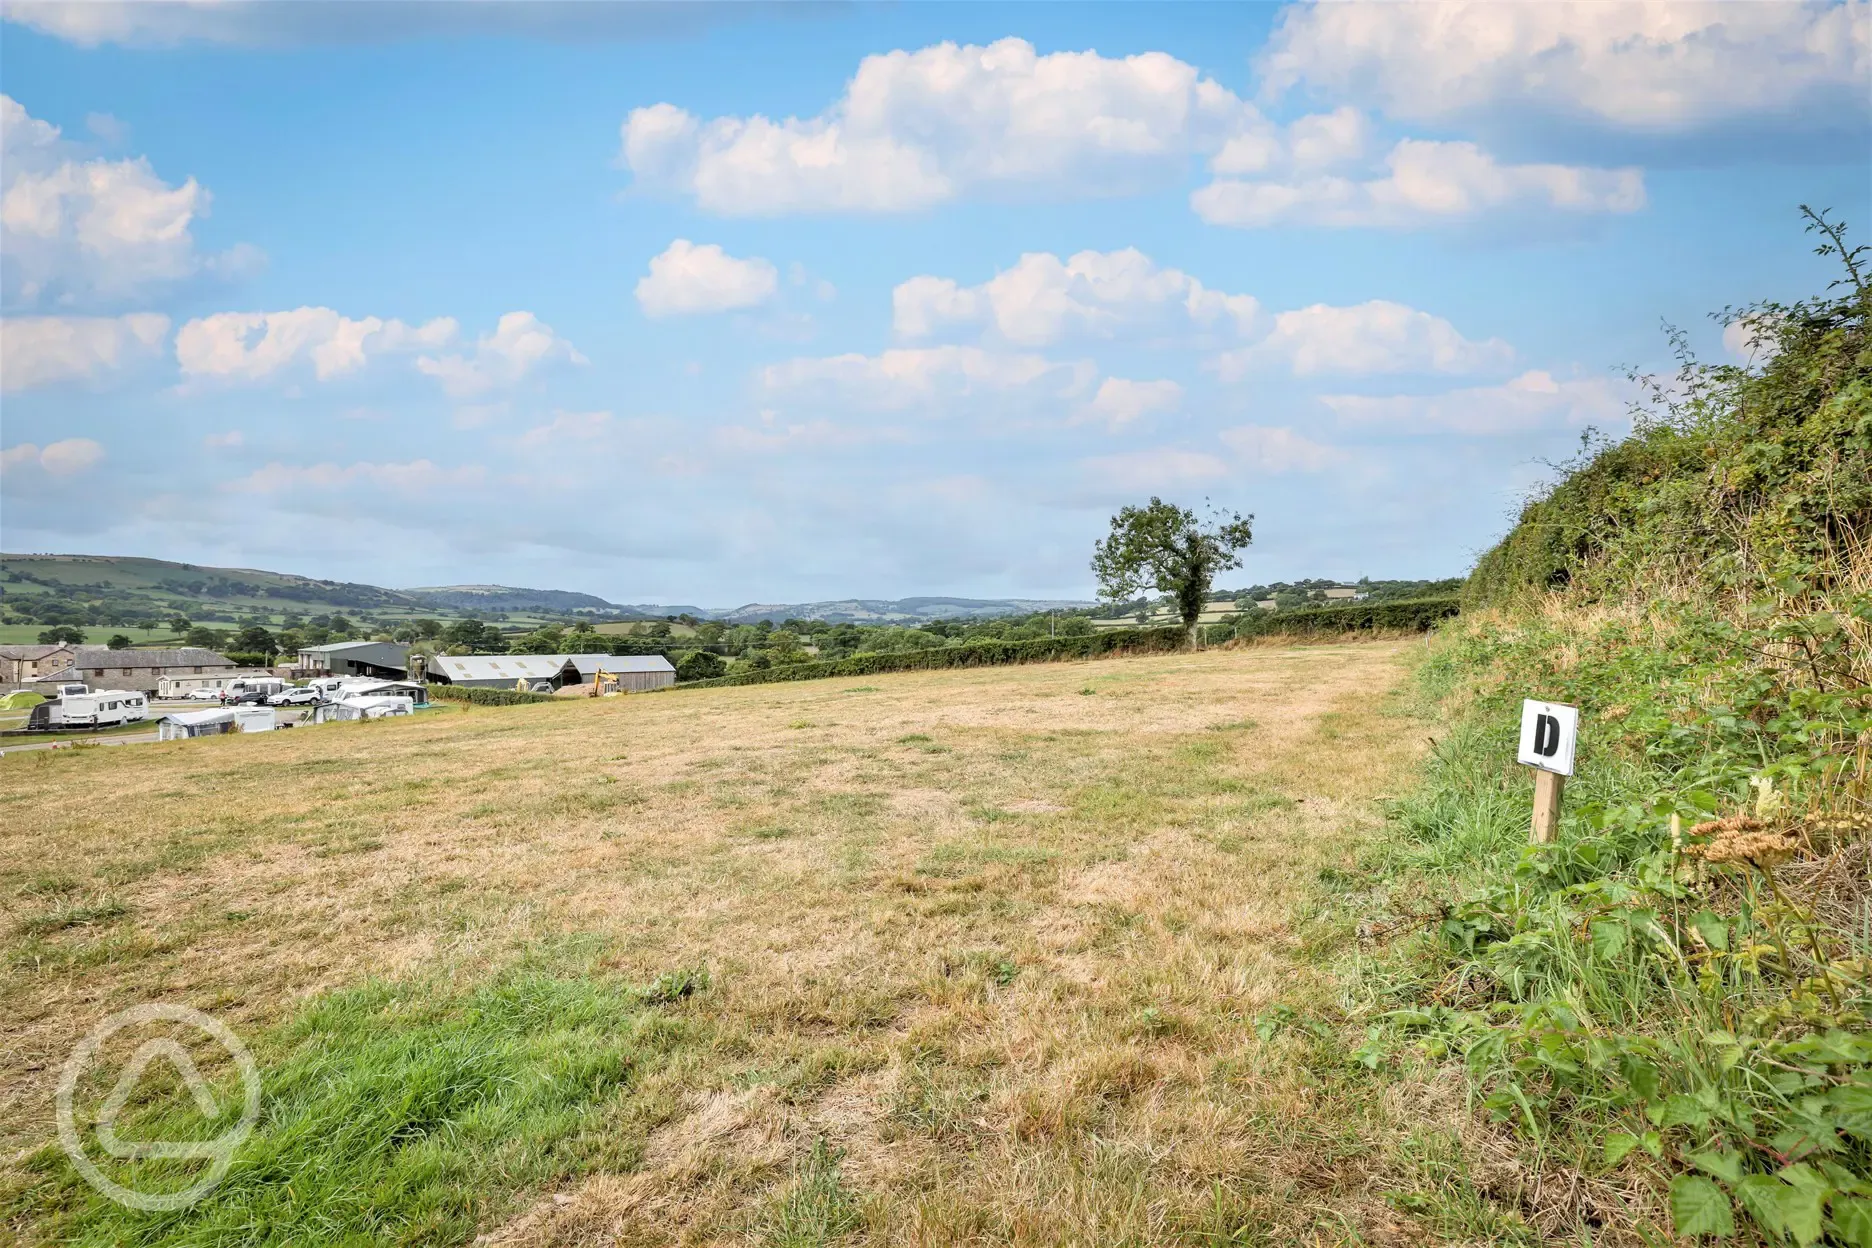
left=186, top=687, right=227, bottom=701
left=268, top=687, right=321, bottom=706
left=227, top=690, right=270, bottom=706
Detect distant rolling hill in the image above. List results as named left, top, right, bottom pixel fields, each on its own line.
left=2, top=554, right=1091, bottom=628
left=707, top=597, right=1094, bottom=625
left=2, top=553, right=424, bottom=615
left=404, top=584, right=623, bottom=613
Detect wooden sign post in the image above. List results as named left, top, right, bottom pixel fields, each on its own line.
left=1517, top=699, right=1578, bottom=844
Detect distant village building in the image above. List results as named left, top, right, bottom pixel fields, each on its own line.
left=427, top=653, right=675, bottom=692
left=0, top=643, right=76, bottom=687
left=30, top=647, right=235, bottom=694
left=296, top=641, right=410, bottom=679
left=1322, top=587, right=1369, bottom=602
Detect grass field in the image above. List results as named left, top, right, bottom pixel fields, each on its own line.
left=2, top=641, right=1442, bottom=1245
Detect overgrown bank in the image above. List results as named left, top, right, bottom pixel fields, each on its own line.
left=1337, top=214, right=1872, bottom=1242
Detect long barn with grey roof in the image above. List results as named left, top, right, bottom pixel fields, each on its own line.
left=427, top=653, right=674, bottom=692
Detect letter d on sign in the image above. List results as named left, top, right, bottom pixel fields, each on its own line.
left=1517, top=700, right=1578, bottom=776
left=1517, top=699, right=1580, bottom=845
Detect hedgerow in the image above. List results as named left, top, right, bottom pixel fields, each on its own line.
left=678, top=627, right=1189, bottom=689
left=1333, top=212, right=1872, bottom=1243
left=423, top=683, right=562, bottom=706
left=1222, top=596, right=1459, bottom=640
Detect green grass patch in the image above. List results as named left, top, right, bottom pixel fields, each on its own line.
left=16, top=899, right=128, bottom=936
left=16, top=968, right=709, bottom=1245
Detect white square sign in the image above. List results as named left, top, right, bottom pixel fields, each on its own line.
left=1517, top=699, right=1578, bottom=776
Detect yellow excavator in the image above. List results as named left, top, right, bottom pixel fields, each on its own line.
left=591, top=669, right=623, bottom=697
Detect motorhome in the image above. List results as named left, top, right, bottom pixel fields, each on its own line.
left=25, top=688, right=149, bottom=730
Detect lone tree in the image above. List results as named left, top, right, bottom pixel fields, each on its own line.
left=1091, top=498, right=1253, bottom=646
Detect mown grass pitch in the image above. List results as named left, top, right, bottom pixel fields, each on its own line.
left=3, top=642, right=1428, bottom=1245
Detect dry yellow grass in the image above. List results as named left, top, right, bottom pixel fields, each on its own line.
left=2, top=641, right=1431, bottom=1244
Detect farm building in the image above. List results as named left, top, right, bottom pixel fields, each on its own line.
left=427, top=653, right=674, bottom=692
left=31, top=647, right=235, bottom=694
left=0, top=643, right=76, bottom=688
left=562, top=654, right=674, bottom=691
left=296, top=640, right=409, bottom=679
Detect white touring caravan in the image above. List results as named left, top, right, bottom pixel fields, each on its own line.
left=225, top=676, right=287, bottom=699
left=25, top=689, right=150, bottom=730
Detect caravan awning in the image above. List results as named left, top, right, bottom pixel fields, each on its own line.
left=161, top=708, right=238, bottom=727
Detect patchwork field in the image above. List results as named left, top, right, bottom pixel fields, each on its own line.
left=2, top=641, right=1432, bottom=1245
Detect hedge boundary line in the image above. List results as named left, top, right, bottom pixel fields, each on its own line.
left=424, top=683, right=562, bottom=706
left=677, top=626, right=1189, bottom=689
left=1222, top=596, right=1459, bottom=639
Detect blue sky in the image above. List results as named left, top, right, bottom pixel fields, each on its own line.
left=2, top=1, right=1867, bottom=606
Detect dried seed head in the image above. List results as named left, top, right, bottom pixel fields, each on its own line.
left=1681, top=816, right=1799, bottom=866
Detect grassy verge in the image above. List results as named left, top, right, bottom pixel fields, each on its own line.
left=1322, top=607, right=1872, bottom=1244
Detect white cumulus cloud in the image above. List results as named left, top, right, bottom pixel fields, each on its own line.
left=414, top=312, right=587, bottom=398
left=175, top=306, right=457, bottom=382
left=1320, top=370, right=1625, bottom=434
left=1260, top=1, right=1871, bottom=134
left=1087, top=378, right=1183, bottom=430
left=0, top=436, right=104, bottom=476
left=894, top=248, right=1259, bottom=346
left=635, top=239, right=778, bottom=317
left=0, top=312, right=168, bottom=391
left=621, top=37, right=1247, bottom=214
left=1194, top=138, right=1644, bottom=229
left=1215, top=299, right=1514, bottom=378
left=1, top=94, right=257, bottom=307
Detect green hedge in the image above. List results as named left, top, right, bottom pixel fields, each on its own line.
left=424, top=683, right=562, bottom=706
left=1217, top=596, right=1459, bottom=641
left=680, top=627, right=1189, bottom=689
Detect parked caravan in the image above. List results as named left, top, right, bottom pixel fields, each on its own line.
left=157, top=670, right=275, bottom=699
left=226, top=676, right=286, bottom=699
left=25, top=689, right=148, bottom=730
